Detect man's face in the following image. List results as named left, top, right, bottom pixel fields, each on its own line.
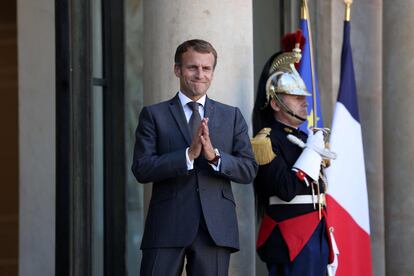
left=174, top=48, right=215, bottom=101
left=273, top=94, right=308, bottom=127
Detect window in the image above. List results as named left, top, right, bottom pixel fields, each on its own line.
left=56, top=0, right=127, bottom=275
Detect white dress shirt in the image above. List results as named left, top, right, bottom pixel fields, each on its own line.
left=178, top=91, right=220, bottom=171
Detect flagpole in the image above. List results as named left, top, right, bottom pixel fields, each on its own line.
left=344, top=0, right=353, bottom=21
left=301, top=0, right=317, bottom=128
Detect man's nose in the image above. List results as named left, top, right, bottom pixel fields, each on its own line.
left=194, top=67, right=203, bottom=78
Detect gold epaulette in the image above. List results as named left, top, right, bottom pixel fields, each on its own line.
left=250, top=128, right=276, bottom=165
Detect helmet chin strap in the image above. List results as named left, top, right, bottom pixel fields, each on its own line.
left=273, top=94, right=307, bottom=122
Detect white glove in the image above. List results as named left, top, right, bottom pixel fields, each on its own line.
left=306, top=130, right=325, bottom=150
left=292, top=131, right=324, bottom=181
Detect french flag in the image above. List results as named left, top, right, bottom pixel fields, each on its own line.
left=325, top=20, right=373, bottom=275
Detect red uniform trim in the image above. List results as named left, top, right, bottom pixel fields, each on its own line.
left=278, top=211, right=321, bottom=261
left=256, top=214, right=278, bottom=249
left=295, top=169, right=307, bottom=181
left=257, top=210, right=334, bottom=262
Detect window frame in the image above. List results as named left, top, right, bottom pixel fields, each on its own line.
left=55, top=0, right=126, bottom=275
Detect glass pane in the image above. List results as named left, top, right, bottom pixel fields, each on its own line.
left=91, top=0, right=104, bottom=274
left=91, top=86, right=104, bottom=276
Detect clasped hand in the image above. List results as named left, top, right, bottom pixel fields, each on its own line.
left=188, top=118, right=215, bottom=161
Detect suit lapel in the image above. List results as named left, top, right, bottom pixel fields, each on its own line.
left=169, top=94, right=192, bottom=145
left=204, top=97, right=218, bottom=138
left=204, top=96, right=215, bottom=125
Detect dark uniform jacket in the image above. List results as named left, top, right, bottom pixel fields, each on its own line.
left=255, top=120, right=326, bottom=264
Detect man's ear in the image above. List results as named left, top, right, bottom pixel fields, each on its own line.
left=270, top=98, right=280, bottom=112
left=174, top=64, right=181, bottom=77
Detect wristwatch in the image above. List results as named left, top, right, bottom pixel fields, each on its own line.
left=208, top=148, right=221, bottom=165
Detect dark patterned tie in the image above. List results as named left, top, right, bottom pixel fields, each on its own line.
left=187, top=101, right=201, bottom=138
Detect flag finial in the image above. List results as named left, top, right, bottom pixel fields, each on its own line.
left=301, top=1, right=308, bottom=20
left=344, top=0, right=353, bottom=21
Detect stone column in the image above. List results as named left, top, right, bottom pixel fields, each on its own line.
left=18, top=0, right=56, bottom=275
left=143, top=0, right=255, bottom=274
left=317, top=1, right=385, bottom=275
left=352, top=2, right=385, bottom=275
left=383, top=1, right=414, bottom=275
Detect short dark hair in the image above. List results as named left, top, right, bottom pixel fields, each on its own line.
left=174, top=39, right=218, bottom=68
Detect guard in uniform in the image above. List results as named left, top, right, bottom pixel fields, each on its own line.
left=251, top=32, right=337, bottom=276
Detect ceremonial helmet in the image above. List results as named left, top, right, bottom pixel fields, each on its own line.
left=264, top=31, right=311, bottom=107
left=253, top=30, right=311, bottom=134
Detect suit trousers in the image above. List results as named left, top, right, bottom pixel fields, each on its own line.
left=140, top=223, right=231, bottom=276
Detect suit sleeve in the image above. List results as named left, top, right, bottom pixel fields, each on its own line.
left=131, top=106, right=188, bottom=183
left=217, top=107, right=258, bottom=184
left=255, top=141, right=306, bottom=201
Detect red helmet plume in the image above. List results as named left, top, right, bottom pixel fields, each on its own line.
left=281, top=29, right=306, bottom=53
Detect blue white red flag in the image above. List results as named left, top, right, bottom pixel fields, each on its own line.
left=326, top=21, right=373, bottom=276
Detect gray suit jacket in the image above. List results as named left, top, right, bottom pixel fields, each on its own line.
left=132, top=94, right=257, bottom=251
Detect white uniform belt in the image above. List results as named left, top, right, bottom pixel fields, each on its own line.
left=269, top=194, right=326, bottom=206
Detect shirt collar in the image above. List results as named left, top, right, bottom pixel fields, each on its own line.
left=178, top=91, right=206, bottom=108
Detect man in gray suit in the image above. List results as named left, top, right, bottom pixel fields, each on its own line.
left=132, top=39, right=257, bottom=276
